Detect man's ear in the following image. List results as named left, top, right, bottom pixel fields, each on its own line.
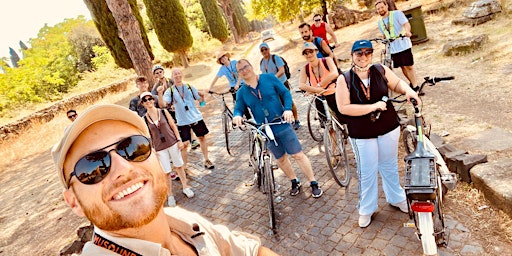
left=63, top=189, right=86, bottom=217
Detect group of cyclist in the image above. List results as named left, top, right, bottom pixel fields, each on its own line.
left=211, top=0, right=422, bottom=228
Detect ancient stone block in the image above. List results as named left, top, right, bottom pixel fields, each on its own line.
left=463, top=0, right=502, bottom=18
left=442, top=34, right=489, bottom=56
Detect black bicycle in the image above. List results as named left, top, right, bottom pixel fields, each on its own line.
left=209, top=90, right=246, bottom=156
left=245, top=119, right=287, bottom=235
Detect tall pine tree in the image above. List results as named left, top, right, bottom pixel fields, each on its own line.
left=83, top=0, right=153, bottom=69
left=9, top=48, right=20, bottom=68
left=143, top=0, right=193, bottom=67
left=199, top=0, right=229, bottom=42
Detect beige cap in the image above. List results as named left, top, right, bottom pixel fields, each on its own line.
left=302, top=42, right=318, bottom=53
left=215, top=51, right=230, bottom=64
left=51, top=104, right=150, bottom=188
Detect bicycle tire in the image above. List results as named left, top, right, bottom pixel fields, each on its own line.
left=263, top=157, right=277, bottom=234
left=248, top=133, right=262, bottom=189
left=307, top=97, right=324, bottom=142
left=221, top=112, right=233, bottom=155
left=324, top=122, right=351, bottom=187
left=434, top=175, right=447, bottom=246
left=402, top=128, right=417, bottom=155
left=417, top=212, right=438, bottom=255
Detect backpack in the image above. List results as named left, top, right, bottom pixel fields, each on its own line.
left=313, top=37, right=330, bottom=58
left=305, top=58, right=338, bottom=87
left=168, top=84, right=198, bottom=104
left=342, top=64, right=386, bottom=90
left=260, top=54, right=291, bottom=80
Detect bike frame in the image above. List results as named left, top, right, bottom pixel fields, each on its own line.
left=245, top=120, right=287, bottom=235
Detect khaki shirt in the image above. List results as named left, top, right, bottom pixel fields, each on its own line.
left=81, top=207, right=261, bottom=256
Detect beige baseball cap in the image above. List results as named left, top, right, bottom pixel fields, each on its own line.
left=301, top=42, right=318, bottom=53
left=51, top=104, right=150, bottom=188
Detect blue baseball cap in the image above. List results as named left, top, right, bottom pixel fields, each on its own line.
left=259, top=42, right=269, bottom=50
left=351, top=40, right=373, bottom=52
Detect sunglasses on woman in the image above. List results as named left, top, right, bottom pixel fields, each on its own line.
left=354, top=49, right=374, bottom=57
left=66, top=135, right=152, bottom=188
left=67, top=114, right=77, bottom=119
left=142, top=97, right=154, bottom=103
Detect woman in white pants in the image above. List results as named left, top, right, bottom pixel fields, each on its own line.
left=335, top=40, right=420, bottom=228
left=140, top=92, right=195, bottom=207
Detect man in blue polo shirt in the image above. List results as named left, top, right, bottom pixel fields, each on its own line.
left=258, top=42, right=300, bottom=130
left=233, top=59, right=323, bottom=198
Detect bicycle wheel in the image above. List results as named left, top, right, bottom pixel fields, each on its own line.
left=222, top=112, right=245, bottom=156
left=263, top=157, right=277, bottom=234
left=307, top=97, right=324, bottom=142
left=248, top=133, right=262, bottom=189
left=433, top=176, right=447, bottom=246
left=417, top=212, right=437, bottom=255
left=324, top=122, right=351, bottom=187
left=402, top=128, right=417, bottom=155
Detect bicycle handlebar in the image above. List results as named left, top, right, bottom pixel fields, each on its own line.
left=209, top=90, right=233, bottom=96
left=368, top=35, right=407, bottom=44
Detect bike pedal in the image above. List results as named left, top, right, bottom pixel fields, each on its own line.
left=403, top=222, right=416, bottom=228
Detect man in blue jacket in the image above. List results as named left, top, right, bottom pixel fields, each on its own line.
left=232, top=59, right=323, bottom=198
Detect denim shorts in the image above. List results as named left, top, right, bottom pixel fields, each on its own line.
left=267, top=123, right=302, bottom=159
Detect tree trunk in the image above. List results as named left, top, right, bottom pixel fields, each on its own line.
left=105, top=0, right=154, bottom=86
left=219, top=1, right=240, bottom=44
left=179, top=50, right=189, bottom=68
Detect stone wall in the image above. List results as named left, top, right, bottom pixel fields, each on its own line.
left=0, top=78, right=134, bottom=141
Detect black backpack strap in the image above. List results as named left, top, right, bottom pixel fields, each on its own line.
left=305, top=63, right=310, bottom=80
left=186, top=84, right=198, bottom=100
left=161, top=109, right=169, bottom=123
left=343, top=70, right=352, bottom=90
left=373, top=63, right=387, bottom=83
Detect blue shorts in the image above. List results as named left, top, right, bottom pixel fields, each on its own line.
left=267, top=123, right=302, bottom=159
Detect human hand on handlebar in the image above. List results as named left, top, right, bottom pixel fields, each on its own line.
left=283, top=110, right=294, bottom=123
left=233, top=116, right=243, bottom=127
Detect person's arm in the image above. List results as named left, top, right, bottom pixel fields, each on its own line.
left=321, top=40, right=334, bottom=58
left=208, top=75, right=220, bottom=91
left=274, top=56, right=285, bottom=79
left=163, top=109, right=184, bottom=149
left=335, top=73, right=383, bottom=116
left=383, top=65, right=420, bottom=104
left=257, top=246, right=280, bottom=256
left=232, top=90, right=246, bottom=126
left=161, top=87, right=173, bottom=107
left=402, top=21, right=412, bottom=37
left=324, top=23, right=339, bottom=46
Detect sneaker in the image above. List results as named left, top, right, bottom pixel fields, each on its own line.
left=310, top=182, right=323, bottom=198
left=391, top=200, right=409, bottom=213
left=290, top=179, right=301, bottom=196
left=359, top=214, right=372, bottom=228
left=167, top=196, right=176, bottom=207
left=204, top=159, right=215, bottom=169
left=183, top=187, right=195, bottom=198
left=170, top=171, right=178, bottom=180
left=191, top=140, right=200, bottom=150
left=293, top=120, right=301, bottom=130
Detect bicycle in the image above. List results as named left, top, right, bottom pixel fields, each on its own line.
left=369, top=35, right=406, bottom=70
left=306, top=94, right=326, bottom=142
left=245, top=119, right=287, bottom=235
left=209, top=90, right=246, bottom=156
left=315, top=94, right=352, bottom=187
left=381, top=77, right=457, bottom=255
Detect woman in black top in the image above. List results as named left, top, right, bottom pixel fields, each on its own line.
left=335, top=40, right=420, bottom=228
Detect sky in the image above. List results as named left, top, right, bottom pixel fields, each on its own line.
left=0, top=0, right=91, bottom=59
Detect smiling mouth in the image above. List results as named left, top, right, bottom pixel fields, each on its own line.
left=113, top=182, right=145, bottom=200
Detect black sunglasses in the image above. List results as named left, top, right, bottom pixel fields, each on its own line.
left=260, top=48, right=268, bottom=52
left=67, top=135, right=152, bottom=188
left=354, top=49, right=374, bottom=57
left=67, top=114, right=77, bottom=119
left=142, top=97, right=154, bottom=103
left=314, top=19, right=321, bottom=22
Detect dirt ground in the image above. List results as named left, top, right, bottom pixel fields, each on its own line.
left=1, top=0, right=511, bottom=255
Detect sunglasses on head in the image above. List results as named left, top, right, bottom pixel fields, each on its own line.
left=142, top=97, right=154, bottom=103
left=68, top=114, right=77, bottom=119
left=354, top=49, right=374, bottom=57
left=260, top=48, right=268, bottom=52
left=66, top=135, right=152, bottom=188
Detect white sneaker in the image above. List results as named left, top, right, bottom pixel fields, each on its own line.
left=167, top=196, right=176, bottom=207
left=391, top=200, right=409, bottom=213
left=183, top=187, right=195, bottom=198
left=359, top=214, right=372, bottom=228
